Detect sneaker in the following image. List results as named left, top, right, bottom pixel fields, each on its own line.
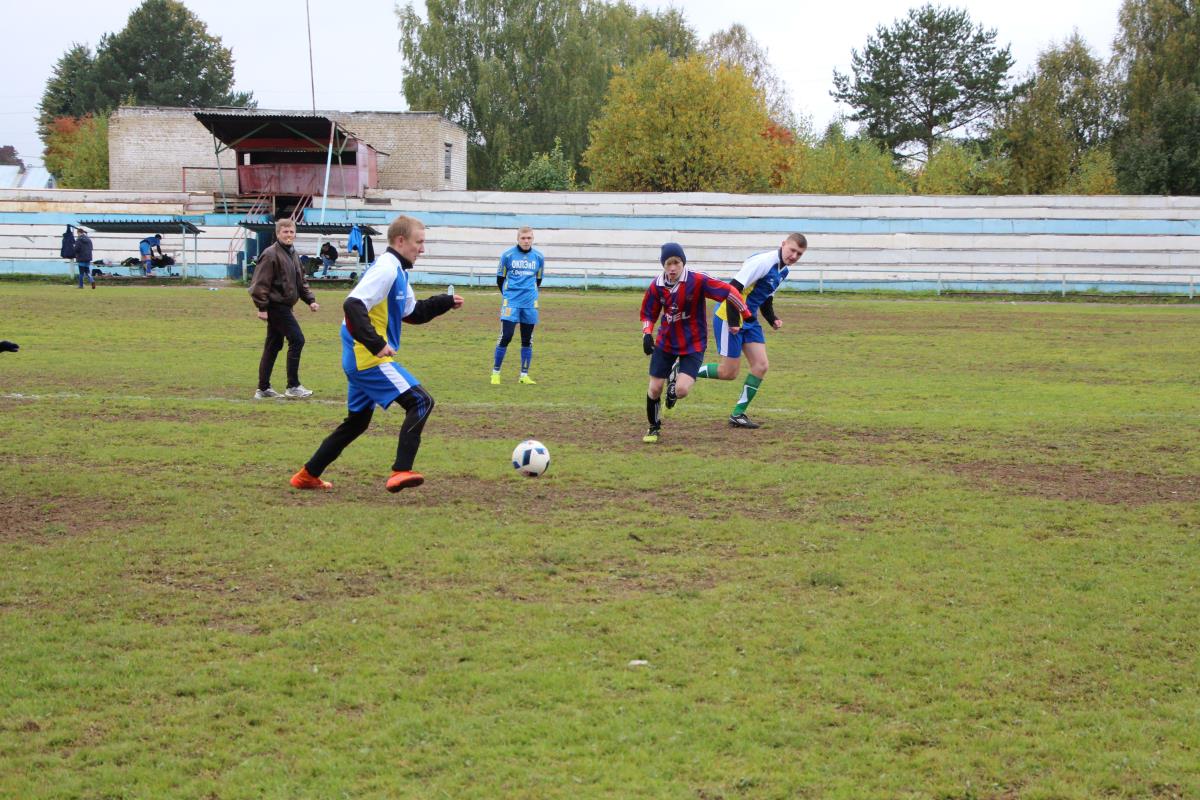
left=284, top=385, right=313, bottom=398
left=518, top=374, right=537, bottom=385
left=728, top=413, right=761, bottom=429
left=386, top=470, right=425, bottom=493
left=665, top=360, right=679, bottom=409
left=254, top=388, right=281, bottom=399
left=490, top=372, right=501, bottom=385
left=642, top=426, right=660, bottom=443
left=290, top=467, right=332, bottom=491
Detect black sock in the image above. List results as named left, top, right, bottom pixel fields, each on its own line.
left=646, top=394, right=661, bottom=428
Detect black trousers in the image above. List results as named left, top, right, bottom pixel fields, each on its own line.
left=258, top=304, right=305, bottom=390
left=305, top=385, right=435, bottom=476
left=497, top=320, right=536, bottom=348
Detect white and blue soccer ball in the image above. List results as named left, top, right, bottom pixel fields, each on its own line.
left=512, top=439, right=550, bottom=477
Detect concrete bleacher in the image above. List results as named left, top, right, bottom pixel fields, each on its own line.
left=2, top=188, right=1199, bottom=293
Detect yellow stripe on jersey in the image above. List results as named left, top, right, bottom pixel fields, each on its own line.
left=716, top=281, right=755, bottom=321
left=353, top=298, right=394, bottom=370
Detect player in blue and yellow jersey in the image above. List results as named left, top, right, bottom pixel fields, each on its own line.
left=290, top=215, right=464, bottom=493
left=491, top=226, right=545, bottom=385
left=696, top=233, right=807, bottom=429
left=639, top=242, right=750, bottom=443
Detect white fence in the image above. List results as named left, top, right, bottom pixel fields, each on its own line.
left=2, top=189, right=1199, bottom=292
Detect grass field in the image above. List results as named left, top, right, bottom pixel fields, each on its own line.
left=1, top=281, right=1198, bottom=800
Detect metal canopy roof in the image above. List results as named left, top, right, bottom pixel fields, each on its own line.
left=78, top=218, right=204, bottom=234
left=238, top=222, right=379, bottom=235
left=194, top=112, right=365, bottom=152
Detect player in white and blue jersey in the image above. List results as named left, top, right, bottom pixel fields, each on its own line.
left=696, top=233, right=807, bottom=429
left=289, top=215, right=464, bottom=494
left=491, top=227, right=545, bottom=385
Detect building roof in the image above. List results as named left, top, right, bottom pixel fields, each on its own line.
left=238, top=222, right=379, bottom=235
left=194, top=111, right=376, bottom=153
left=78, top=218, right=204, bottom=235
left=0, top=165, right=20, bottom=189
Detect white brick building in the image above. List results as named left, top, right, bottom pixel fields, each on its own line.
left=108, top=106, right=468, bottom=193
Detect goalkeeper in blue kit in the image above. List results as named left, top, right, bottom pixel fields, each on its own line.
left=491, top=226, right=545, bottom=385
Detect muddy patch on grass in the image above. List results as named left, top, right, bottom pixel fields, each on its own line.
left=953, top=461, right=1200, bottom=506
left=129, top=562, right=390, bottom=604
left=0, top=493, right=133, bottom=544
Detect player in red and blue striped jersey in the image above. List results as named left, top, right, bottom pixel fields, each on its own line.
left=639, top=242, right=750, bottom=443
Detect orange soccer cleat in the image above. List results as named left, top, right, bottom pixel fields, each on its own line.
left=290, top=467, right=332, bottom=491
left=386, top=470, right=425, bottom=493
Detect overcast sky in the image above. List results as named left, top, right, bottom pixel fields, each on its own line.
left=2, top=0, right=1125, bottom=169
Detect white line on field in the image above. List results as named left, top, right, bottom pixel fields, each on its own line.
left=2, top=392, right=1195, bottom=420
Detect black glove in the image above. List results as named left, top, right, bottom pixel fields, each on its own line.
left=642, top=332, right=653, bottom=355
left=0, top=340, right=18, bottom=353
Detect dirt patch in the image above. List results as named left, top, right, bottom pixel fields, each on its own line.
left=0, top=493, right=133, bottom=544
left=128, top=562, right=390, bottom=604
left=953, top=461, right=1200, bottom=506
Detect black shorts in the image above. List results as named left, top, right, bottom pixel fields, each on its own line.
left=649, top=349, right=703, bottom=380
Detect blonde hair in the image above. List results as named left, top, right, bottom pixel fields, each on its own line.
left=387, top=215, right=425, bottom=244
left=517, top=226, right=533, bottom=236
left=275, top=218, right=296, bottom=233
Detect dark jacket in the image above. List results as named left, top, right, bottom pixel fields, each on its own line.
left=73, top=234, right=93, bottom=263
left=248, top=242, right=316, bottom=310
left=60, top=226, right=76, bottom=259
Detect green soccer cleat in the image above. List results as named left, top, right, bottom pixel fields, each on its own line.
left=518, top=374, right=537, bottom=385
left=642, top=426, right=660, bottom=443
left=490, top=372, right=501, bottom=385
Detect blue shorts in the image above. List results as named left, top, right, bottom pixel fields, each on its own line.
left=139, top=243, right=152, bottom=257
left=346, top=362, right=420, bottom=413
left=500, top=304, right=538, bottom=325
left=713, top=315, right=765, bottom=359
left=649, top=349, right=703, bottom=380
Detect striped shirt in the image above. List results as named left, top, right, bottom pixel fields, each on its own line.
left=640, top=268, right=749, bottom=355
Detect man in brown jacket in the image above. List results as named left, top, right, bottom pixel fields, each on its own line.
left=249, top=219, right=320, bottom=399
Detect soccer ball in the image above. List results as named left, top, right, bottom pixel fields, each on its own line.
left=512, top=439, right=550, bottom=477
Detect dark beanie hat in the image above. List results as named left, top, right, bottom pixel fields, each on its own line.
left=660, top=242, right=686, bottom=266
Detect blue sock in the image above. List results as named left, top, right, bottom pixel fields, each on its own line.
left=493, top=346, right=507, bottom=372
left=520, top=347, right=532, bottom=373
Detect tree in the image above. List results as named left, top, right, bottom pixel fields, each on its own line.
left=37, top=44, right=100, bottom=141
left=703, top=24, right=798, bottom=131
left=584, top=52, right=776, bottom=192
left=397, top=0, right=696, bottom=188
left=1062, top=148, right=1119, bottom=194
left=783, top=123, right=910, bottom=194
left=994, top=32, right=1113, bottom=193
left=43, top=115, right=109, bottom=189
left=916, top=140, right=978, bottom=194
left=0, top=146, right=24, bottom=169
left=89, top=0, right=252, bottom=110
left=1111, top=0, right=1200, bottom=194
left=832, top=4, right=1014, bottom=162
left=499, top=138, right=577, bottom=190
